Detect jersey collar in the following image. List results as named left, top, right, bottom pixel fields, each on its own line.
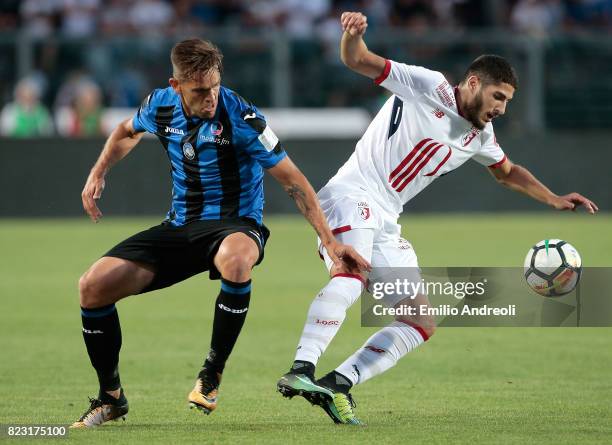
left=453, top=85, right=466, bottom=119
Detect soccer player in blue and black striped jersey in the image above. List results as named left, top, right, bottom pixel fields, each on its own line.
left=71, top=39, right=370, bottom=428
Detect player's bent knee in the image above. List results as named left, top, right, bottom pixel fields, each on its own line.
left=395, top=314, right=436, bottom=340
left=78, top=271, right=105, bottom=309
left=217, top=254, right=256, bottom=282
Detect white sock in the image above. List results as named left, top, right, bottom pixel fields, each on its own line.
left=335, top=321, right=428, bottom=385
left=294, top=276, right=363, bottom=365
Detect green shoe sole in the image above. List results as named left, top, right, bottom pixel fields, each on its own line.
left=277, top=374, right=345, bottom=424
left=277, top=374, right=333, bottom=401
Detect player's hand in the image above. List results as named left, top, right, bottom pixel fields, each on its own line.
left=341, top=12, right=368, bottom=37
left=551, top=193, right=598, bottom=214
left=326, top=240, right=371, bottom=274
left=81, top=173, right=105, bottom=222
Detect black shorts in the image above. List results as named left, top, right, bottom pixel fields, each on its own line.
left=104, top=218, right=270, bottom=293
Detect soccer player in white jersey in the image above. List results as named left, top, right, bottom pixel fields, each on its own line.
left=277, top=11, right=599, bottom=425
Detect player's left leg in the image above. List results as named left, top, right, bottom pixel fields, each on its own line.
left=188, top=232, right=260, bottom=414
left=324, top=293, right=435, bottom=390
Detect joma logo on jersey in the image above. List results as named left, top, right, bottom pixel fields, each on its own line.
left=165, top=126, right=184, bottom=135
left=389, top=138, right=453, bottom=192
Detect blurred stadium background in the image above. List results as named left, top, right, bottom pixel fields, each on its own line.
left=0, top=0, right=611, bottom=215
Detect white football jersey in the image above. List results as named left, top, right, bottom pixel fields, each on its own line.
left=325, top=59, right=506, bottom=219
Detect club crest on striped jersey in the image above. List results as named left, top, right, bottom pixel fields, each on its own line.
left=357, top=201, right=371, bottom=220
left=210, top=121, right=223, bottom=136
left=182, top=142, right=195, bottom=160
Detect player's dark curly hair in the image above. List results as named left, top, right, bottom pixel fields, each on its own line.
left=171, top=39, right=223, bottom=81
left=463, top=55, right=518, bottom=89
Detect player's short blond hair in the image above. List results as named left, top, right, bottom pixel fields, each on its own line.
left=171, top=39, right=223, bottom=81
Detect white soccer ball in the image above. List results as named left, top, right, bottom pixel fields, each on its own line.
left=523, top=239, right=582, bottom=297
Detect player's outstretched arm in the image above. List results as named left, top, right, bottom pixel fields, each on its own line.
left=268, top=157, right=371, bottom=273
left=489, top=158, right=598, bottom=214
left=81, top=118, right=144, bottom=222
left=340, top=11, right=387, bottom=79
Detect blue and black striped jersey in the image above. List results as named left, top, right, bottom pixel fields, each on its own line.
left=133, top=86, right=286, bottom=226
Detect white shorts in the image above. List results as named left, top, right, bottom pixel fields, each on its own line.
left=317, top=185, right=421, bottom=308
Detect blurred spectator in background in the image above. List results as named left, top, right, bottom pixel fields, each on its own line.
left=60, top=0, right=100, bottom=37
left=510, top=0, right=563, bottom=36
left=100, top=0, right=134, bottom=35
left=56, top=79, right=103, bottom=137
left=244, top=0, right=330, bottom=35
left=0, top=77, right=53, bottom=137
left=389, top=0, right=437, bottom=32
left=105, top=65, right=149, bottom=107
left=564, top=0, right=612, bottom=29
left=173, top=0, right=216, bottom=30
left=278, top=0, right=331, bottom=38
left=242, top=0, right=284, bottom=30
left=129, top=0, right=176, bottom=34
left=430, top=0, right=483, bottom=29
left=20, top=0, right=61, bottom=38
left=175, top=0, right=243, bottom=28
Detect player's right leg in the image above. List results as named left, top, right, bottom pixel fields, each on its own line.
left=277, top=228, right=373, bottom=422
left=314, top=238, right=435, bottom=425
left=187, top=231, right=261, bottom=415
left=71, top=256, right=155, bottom=428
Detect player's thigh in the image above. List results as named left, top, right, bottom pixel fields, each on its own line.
left=213, top=232, right=260, bottom=278
left=368, top=234, right=419, bottom=286
left=368, top=235, right=422, bottom=305
left=79, top=256, right=155, bottom=308
left=368, top=239, right=435, bottom=334
left=321, top=228, right=375, bottom=278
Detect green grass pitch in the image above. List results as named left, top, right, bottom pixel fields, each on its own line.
left=1, top=213, right=611, bottom=444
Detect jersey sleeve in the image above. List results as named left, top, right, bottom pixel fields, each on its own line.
left=132, top=89, right=160, bottom=134
left=374, top=59, right=446, bottom=100
left=472, top=126, right=507, bottom=168
left=234, top=103, right=286, bottom=169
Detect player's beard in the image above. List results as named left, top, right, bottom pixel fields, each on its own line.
left=463, top=90, right=485, bottom=130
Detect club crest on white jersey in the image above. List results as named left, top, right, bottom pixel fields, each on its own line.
left=357, top=201, right=371, bottom=220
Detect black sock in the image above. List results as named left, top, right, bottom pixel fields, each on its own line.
left=318, top=371, right=353, bottom=394
left=290, top=360, right=315, bottom=380
left=202, top=279, right=251, bottom=375
left=99, top=388, right=128, bottom=406
left=81, top=304, right=122, bottom=393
